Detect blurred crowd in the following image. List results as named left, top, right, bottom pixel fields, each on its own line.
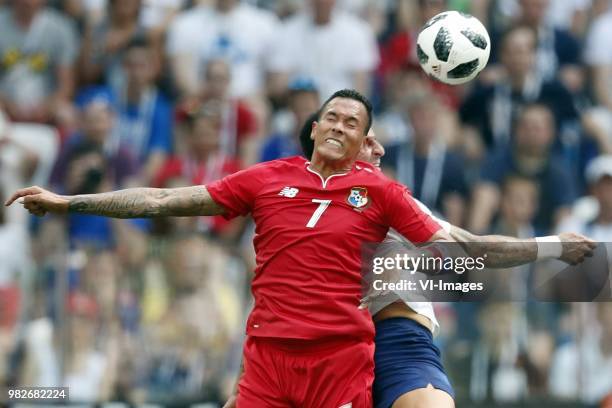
left=1, top=0, right=612, bottom=405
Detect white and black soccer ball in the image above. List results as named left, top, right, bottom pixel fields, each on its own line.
left=416, top=11, right=491, bottom=85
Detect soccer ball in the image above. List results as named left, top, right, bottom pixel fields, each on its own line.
left=416, top=11, right=490, bottom=85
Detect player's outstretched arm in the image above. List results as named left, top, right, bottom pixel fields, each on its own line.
left=449, top=227, right=596, bottom=267
left=4, top=185, right=227, bottom=218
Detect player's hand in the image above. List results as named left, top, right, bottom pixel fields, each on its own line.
left=4, top=186, right=70, bottom=216
left=558, top=232, right=597, bottom=265
left=222, top=394, right=237, bottom=408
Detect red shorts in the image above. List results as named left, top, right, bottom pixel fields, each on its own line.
left=237, top=336, right=374, bottom=408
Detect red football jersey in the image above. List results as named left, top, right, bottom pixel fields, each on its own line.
left=206, top=156, right=441, bottom=340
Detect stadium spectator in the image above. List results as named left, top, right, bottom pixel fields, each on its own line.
left=0, top=116, right=34, bottom=179
left=261, top=77, right=320, bottom=162
left=0, top=0, right=78, bottom=126
left=584, top=4, right=612, bottom=131
left=79, top=0, right=146, bottom=88
left=493, top=176, right=540, bottom=238
left=62, top=291, right=118, bottom=402
left=110, top=37, right=172, bottom=183
left=154, top=102, right=242, bottom=237
left=268, top=0, right=379, bottom=100
left=483, top=176, right=539, bottom=298
left=549, top=303, right=612, bottom=404
left=129, top=234, right=240, bottom=404
left=376, top=0, right=462, bottom=109
left=515, top=0, right=583, bottom=90
left=375, top=66, right=431, bottom=147
left=166, top=0, right=279, bottom=100
left=557, top=155, right=612, bottom=241
left=460, top=25, right=579, bottom=155
left=469, top=104, right=578, bottom=234
left=62, top=145, right=116, bottom=247
left=381, top=91, right=469, bottom=226
left=50, top=88, right=138, bottom=190
left=470, top=303, right=530, bottom=403
left=140, top=0, right=187, bottom=44
left=0, top=185, right=30, bottom=362
left=545, top=0, right=592, bottom=37
left=176, top=58, right=259, bottom=165
left=63, top=0, right=107, bottom=28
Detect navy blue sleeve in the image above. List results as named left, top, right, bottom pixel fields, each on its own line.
left=540, top=80, right=579, bottom=125
left=479, top=147, right=508, bottom=185
left=441, top=152, right=469, bottom=197
left=554, top=28, right=582, bottom=66
left=547, top=159, right=578, bottom=207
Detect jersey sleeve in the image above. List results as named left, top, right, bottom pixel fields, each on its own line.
left=383, top=182, right=443, bottom=243
left=412, top=198, right=452, bottom=234
left=205, top=163, right=267, bottom=219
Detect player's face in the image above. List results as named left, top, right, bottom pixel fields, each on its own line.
left=357, top=130, right=385, bottom=168
left=312, top=97, right=368, bottom=165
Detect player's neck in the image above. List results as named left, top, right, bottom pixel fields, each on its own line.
left=309, top=156, right=353, bottom=179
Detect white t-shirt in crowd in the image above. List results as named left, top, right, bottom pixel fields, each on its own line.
left=141, top=0, right=188, bottom=29
left=166, top=4, right=279, bottom=98
left=64, top=352, right=108, bottom=402
left=0, top=222, right=29, bottom=286
left=268, top=10, right=379, bottom=100
left=584, top=11, right=612, bottom=66
left=546, top=0, right=591, bottom=30
left=549, top=330, right=612, bottom=403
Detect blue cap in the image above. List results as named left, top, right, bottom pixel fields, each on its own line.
left=288, top=76, right=318, bottom=93
left=75, top=86, right=116, bottom=111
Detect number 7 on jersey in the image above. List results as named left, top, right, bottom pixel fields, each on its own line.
left=306, top=199, right=332, bottom=228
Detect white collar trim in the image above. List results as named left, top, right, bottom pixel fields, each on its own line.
left=305, top=163, right=349, bottom=189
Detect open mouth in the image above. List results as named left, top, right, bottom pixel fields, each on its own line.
left=325, top=138, right=343, bottom=148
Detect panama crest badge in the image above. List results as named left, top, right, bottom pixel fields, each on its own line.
left=347, top=187, right=369, bottom=209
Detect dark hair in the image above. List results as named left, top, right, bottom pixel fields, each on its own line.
left=125, top=35, right=151, bottom=53
left=299, top=112, right=319, bottom=160
left=185, top=101, right=223, bottom=129
left=499, top=24, right=537, bottom=54
left=318, top=89, right=373, bottom=135
left=514, top=102, right=554, bottom=133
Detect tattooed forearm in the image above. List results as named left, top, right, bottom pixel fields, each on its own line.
left=450, top=226, right=537, bottom=268
left=68, top=186, right=226, bottom=218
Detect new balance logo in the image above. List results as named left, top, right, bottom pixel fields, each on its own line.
left=278, top=187, right=299, bottom=198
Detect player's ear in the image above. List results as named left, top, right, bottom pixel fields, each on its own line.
left=310, top=121, right=318, bottom=141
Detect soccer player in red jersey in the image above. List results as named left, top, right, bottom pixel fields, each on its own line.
left=6, top=89, right=453, bottom=407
